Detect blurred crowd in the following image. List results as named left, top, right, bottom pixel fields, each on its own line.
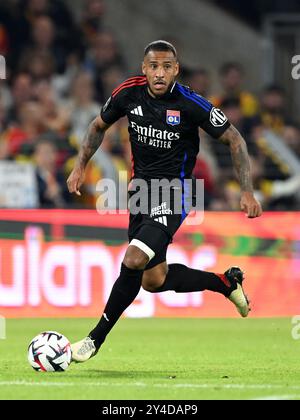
left=0, top=0, right=299, bottom=211
left=213, top=0, right=300, bottom=27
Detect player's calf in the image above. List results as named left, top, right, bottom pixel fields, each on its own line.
left=142, top=262, right=168, bottom=292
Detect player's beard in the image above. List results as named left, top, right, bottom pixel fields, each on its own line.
left=148, top=80, right=174, bottom=98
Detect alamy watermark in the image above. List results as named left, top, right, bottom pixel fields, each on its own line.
left=0, top=55, right=6, bottom=80
left=291, top=316, right=300, bottom=340
left=292, top=55, right=300, bottom=80
left=96, top=172, right=205, bottom=226
left=0, top=316, right=6, bottom=340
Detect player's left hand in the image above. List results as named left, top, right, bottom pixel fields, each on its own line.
left=240, top=192, right=262, bottom=219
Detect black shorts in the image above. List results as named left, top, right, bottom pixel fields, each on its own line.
left=127, top=181, right=195, bottom=270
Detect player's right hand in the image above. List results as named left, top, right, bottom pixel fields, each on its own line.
left=67, top=166, right=85, bottom=196
left=240, top=191, right=263, bottom=219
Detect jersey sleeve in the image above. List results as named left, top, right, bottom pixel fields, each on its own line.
left=191, top=95, right=231, bottom=138
left=100, top=91, right=127, bottom=125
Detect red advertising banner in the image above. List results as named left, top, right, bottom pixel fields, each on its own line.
left=0, top=210, right=299, bottom=318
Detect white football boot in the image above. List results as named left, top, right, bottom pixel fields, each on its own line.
left=71, top=337, right=98, bottom=363
left=225, top=267, right=250, bottom=318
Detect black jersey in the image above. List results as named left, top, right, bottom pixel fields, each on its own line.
left=101, top=76, right=230, bottom=181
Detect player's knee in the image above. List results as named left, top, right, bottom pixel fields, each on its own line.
left=123, top=247, right=149, bottom=271
left=123, top=254, right=148, bottom=270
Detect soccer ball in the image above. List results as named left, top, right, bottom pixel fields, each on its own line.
left=28, top=331, right=72, bottom=372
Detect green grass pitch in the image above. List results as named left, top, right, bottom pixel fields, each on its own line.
left=0, top=318, right=299, bottom=400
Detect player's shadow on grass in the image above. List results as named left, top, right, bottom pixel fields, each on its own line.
left=70, top=369, right=180, bottom=379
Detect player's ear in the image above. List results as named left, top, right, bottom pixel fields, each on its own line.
left=175, top=62, right=179, bottom=77
left=142, top=61, right=146, bottom=75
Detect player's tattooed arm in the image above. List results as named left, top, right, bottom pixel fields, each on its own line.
left=220, top=124, right=252, bottom=192
left=67, top=116, right=110, bottom=196
left=77, top=116, right=110, bottom=169
left=220, top=124, right=263, bottom=218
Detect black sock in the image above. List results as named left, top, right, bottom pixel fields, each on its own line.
left=154, top=264, right=232, bottom=297
left=89, top=263, right=143, bottom=349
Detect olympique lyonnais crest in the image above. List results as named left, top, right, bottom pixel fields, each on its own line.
left=166, top=110, right=181, bottom=126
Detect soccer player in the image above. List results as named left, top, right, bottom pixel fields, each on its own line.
left=67, top=41, right=262, bottom=362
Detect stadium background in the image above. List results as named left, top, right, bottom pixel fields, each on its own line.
left=0, top=0, right=299, bottom=319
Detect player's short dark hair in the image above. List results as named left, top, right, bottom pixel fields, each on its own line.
left=144, top=40, right=177, bottom=59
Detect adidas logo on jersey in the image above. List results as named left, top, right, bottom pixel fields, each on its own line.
left=154, top=216, right=168, bottom=227
left=130, top=106, right=143, bottom=116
